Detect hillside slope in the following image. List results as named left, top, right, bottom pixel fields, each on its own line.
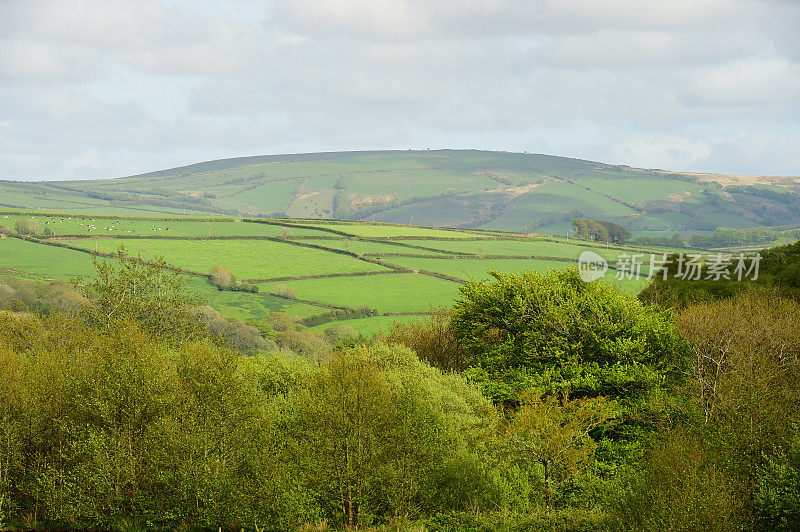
left=2, top=150, right=798, bottom=237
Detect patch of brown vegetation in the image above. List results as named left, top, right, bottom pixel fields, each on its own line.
left=667, top=191, right=692, bottom=203
left=486, top=181, right=545, bottom=197
left=349, top=193, right=396, bottom=209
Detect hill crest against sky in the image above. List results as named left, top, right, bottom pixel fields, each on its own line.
left=2, top=150, right=798, bottom=237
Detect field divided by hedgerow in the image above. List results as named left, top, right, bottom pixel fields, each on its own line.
left=0, top=212, right=689, bottom=333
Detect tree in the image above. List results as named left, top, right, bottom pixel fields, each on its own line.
left=452, top=268, right=685, bottom=403
left=386, top=308, right=470, bottom=371
left=323, top=323, right=358, bottom=345
left=75, top=247, right=201, bottom=338
left=274, top=284, right=297, bottom=299
left=210, top=264, right=234, bottom=289
left=503, top=391, right=615, bottom=509
left=571, top=219, right=631, bottom=243
left=295, top=350, right=395, bottom=526
left=13, top=219, right=39, bottom=236
left=294, top=344, right=497, bottom=525
left=676, top=290, right=800, bottom=487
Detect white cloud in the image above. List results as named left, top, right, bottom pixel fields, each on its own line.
left=0, top=0, right=798, bottom=179
left=684, top=57, right=800, bottom=106
left=612, top=136, right=713, bottom=171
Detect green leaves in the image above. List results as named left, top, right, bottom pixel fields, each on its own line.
left=452, top=268, right=685, bottom=404
left=75, top=247, right=202, bottom=339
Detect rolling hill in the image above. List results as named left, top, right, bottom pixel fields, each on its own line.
left=2, top=150, right=799, bottom=239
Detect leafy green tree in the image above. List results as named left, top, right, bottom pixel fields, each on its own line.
left=607, top=431, right=746, bottom=532
left=75, top=248, right=201, bottom=338
left=754, top=435, right=800, bottom=531
left=293, top=343, right=498, bottom=526
left=571, top=219, right=631, bottom=243
left=295, top=349, right=396, bottom=526
left=452, top=268, right=685, bottom=404
left=503, top=391, right=616, bottom=509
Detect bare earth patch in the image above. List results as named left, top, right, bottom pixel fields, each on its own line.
left=667, top=191, right=692, bottom=203
left=297, top=191, right=321, bottom=202
left=349, top=193, right=397, bottom=209
left=664, top=171, right=799, bottom=188
left=486, top=181, right=545, bottom=197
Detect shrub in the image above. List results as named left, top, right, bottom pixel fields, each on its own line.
left=386, top=308, right=470, bottom=371
left=14, top=218, right=39, bottom=236
left=210, top=264, right=234, bottom=289
left=322, top=323, right=358, bottom=345
left=275, top=284, right=297, bottom=299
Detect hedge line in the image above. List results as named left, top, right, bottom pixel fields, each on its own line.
left=0, top=211, right=236, bottom=222
left=244, top=270, right=405, bottom=283
left=265, top=291, right=354, bottom=311
left=299, top=307, right=380, bottom=327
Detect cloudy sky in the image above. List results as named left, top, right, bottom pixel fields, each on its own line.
left=1, top=0, right=798, bottom=180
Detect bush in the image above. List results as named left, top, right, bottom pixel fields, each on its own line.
left=605, top=431, right=748, bottom=531
left=14, top=218, right=39, bottom=236
left=386, top=308, right=470, bottom=371
left=322, top=323, right=358, bottom=345
left=210, top=264, right=234, bottom=289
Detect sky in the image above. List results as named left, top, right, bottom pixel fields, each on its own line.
left=1, top=0, right=798, bottom=181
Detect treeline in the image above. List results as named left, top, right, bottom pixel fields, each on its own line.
left=639, top=240, right=800, bottom=307
left=1, top=248, right=799, bottom=530
left=688, top=225, right=800, bottom=248
left=571, top=218, right=632, bottom=243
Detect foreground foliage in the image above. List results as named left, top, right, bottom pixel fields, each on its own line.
left=1, top=254, right=798, bottom=530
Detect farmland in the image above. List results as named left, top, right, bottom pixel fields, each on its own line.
left=2, top=150, right=798, bottom=240
left=0, top=211, right=696, bottom=334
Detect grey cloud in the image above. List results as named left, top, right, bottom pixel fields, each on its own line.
left=0, top=0, right=798, bottom=180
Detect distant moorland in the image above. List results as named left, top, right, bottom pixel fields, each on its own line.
left=2, top=150, right=799, bottom=245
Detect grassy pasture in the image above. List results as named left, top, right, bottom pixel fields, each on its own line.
left=258, top=273, right=460, bottom=314
left=296, top=238, right=451, bottom=256
left=486, top=179, right=638, bottom=231
left=573, top=176, right=704, bottom=205
left=300, top=221, right=491, bottom=239
left=385, top=256, right=647, bottom=293
left=0, top=237, right=98, bottom=279
left=1, top=215, right=339, bottom=238
left=66, top=238, right=388, bottom=279
left=1, top=212, right=698, bottom=333
left=400, top=237, right=638, bottom=260
left=311, top=314, right=424, bottom=336
left=206, top=288, right=330, bottom=321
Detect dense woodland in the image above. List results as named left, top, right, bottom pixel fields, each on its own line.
left=1, top=244, right=799, bottom=531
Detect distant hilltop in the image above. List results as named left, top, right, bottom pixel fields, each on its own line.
left=1, top=149, right=798, bottom=237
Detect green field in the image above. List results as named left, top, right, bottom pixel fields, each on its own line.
left=259, top=273, right=460, bottom=314
left=67, top=238, right=388, bottom=279
left=0, top=213, right=722, bottom=334
left=3, top=150, right=796, bottom=237
left=296, top=238, right=451, bottom=256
